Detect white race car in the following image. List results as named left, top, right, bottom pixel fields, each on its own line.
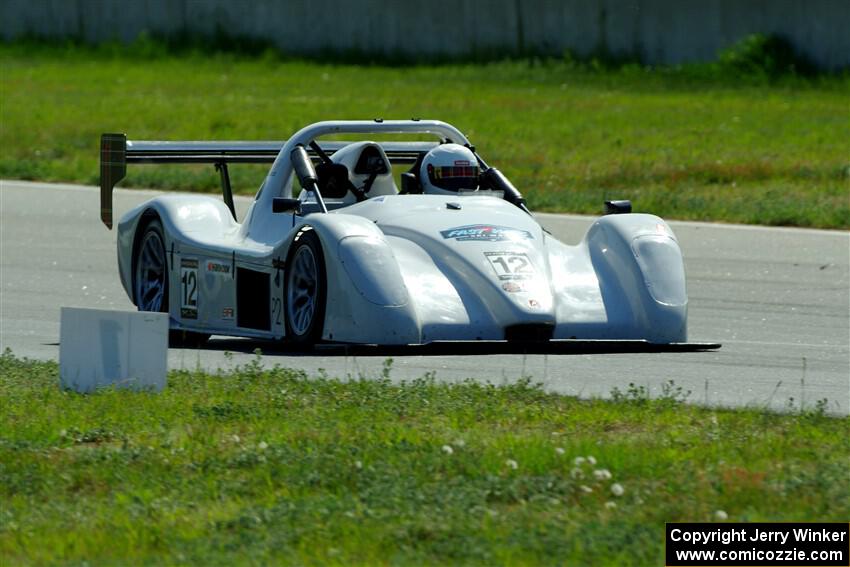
left=100, top=119, right=716, bottom=350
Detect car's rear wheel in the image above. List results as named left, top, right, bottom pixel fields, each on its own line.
left=135, top=219, right=169, bottom=313
left=134, top=218, right=208, bottom=346
left=284, top=230, right=326, bottom=347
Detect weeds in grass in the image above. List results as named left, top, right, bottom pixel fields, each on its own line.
left=716, top=34, right=815, bottom=79
left=785, top=396, right=832, bottom=420
left=609, top=382, right=649, bottom=404
left=659, top=380, right=693, bottom=405
left=598, top=380, right=694, bottom=408
left=381, top=357, right=394, bottom=380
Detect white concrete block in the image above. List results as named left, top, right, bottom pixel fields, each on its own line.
left=59, top=307, right=168, bottom=393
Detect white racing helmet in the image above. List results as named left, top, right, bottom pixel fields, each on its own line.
left=420, top=143, right=480, bottom=195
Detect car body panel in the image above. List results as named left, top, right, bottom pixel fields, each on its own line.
left=112, top=120, right=689, bottom=345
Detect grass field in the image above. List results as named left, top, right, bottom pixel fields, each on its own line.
left=1, top=42, right=848, bottom=228
left=1, top=352, right=848, bottom=565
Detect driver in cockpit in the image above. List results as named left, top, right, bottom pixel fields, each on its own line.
left=419, top=144, right=480, bottom=195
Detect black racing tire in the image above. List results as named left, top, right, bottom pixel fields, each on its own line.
left=134, top=218, right=209, bottom=347
left=283, top=230, right=327, bottom=347
left=134, top=218, right=170, bottom=314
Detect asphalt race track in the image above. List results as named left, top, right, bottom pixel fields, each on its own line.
left=2, top=180, right=848, bottom=413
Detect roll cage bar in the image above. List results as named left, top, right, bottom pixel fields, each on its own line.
left=99, top=119, right=527, bottom=229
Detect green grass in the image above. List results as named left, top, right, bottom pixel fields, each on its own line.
left=1, top=42, right=849, bottom=229
left=0, top=43, right=850, bottom=228
left=2, top=352, right=848, bottom=565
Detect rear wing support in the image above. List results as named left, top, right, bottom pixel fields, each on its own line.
left=215, top=162, right=236, bottom=220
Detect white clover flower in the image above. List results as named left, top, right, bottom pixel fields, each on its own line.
left=441, top=444, right=454, bottom=455
left=258, top=441, right=268, bottom=451
left=715, top=510, right=728, bottom=521
left=573, top=456, right=586, bottom=466
left=605, top=501, right=617, bottom=509
left=454, top=439, right=466, bottom=448
left=610, top=483, right=625, bottom=497
left=580, top=485, right=593, bottom=493
left=354, top=460, right=363, bottom=469
left=570, top=467, right=584, bottom=479
left=555, top=447, right=565, bottom=455
left=231, top=434, right=241, bottom=444
left=505, top=459, right=518, bottom=470
left=587, top=455, right=597, bottom=466
left=593, top=469, right=612, bottom=481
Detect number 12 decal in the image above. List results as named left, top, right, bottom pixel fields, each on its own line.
left=180, top=258, right=199, bottom=319
left=485, top=252, right=535, bottom=280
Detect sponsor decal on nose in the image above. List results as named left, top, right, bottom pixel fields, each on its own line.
left=440, top=224, right=533, bottom=242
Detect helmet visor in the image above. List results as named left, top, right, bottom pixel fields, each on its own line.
left=427, top=163, right=480, bottom=191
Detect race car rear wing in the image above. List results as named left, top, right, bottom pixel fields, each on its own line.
left=99, top=133, right=436, bottom=229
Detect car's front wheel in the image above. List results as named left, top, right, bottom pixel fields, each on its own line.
left=284, top=230, right=327, bottom=347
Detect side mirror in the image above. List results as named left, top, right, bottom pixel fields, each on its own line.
left=291, top=145, right=318, bottom=191
left=273, top=197, right=301, bottom=214
left=604, top=200, right=632, bottom=215
left=479, top=167, right=531, bottom=215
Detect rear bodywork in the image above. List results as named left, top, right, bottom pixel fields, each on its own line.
left=103, top=120, right=691, bottom=346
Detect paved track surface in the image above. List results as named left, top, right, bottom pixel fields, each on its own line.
left=2, top=180, right=848, bottom=412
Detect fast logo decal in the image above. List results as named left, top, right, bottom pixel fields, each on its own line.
left=180, top=258, right=199, bottom=319
left=440, top=225, right=533, bottom=242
